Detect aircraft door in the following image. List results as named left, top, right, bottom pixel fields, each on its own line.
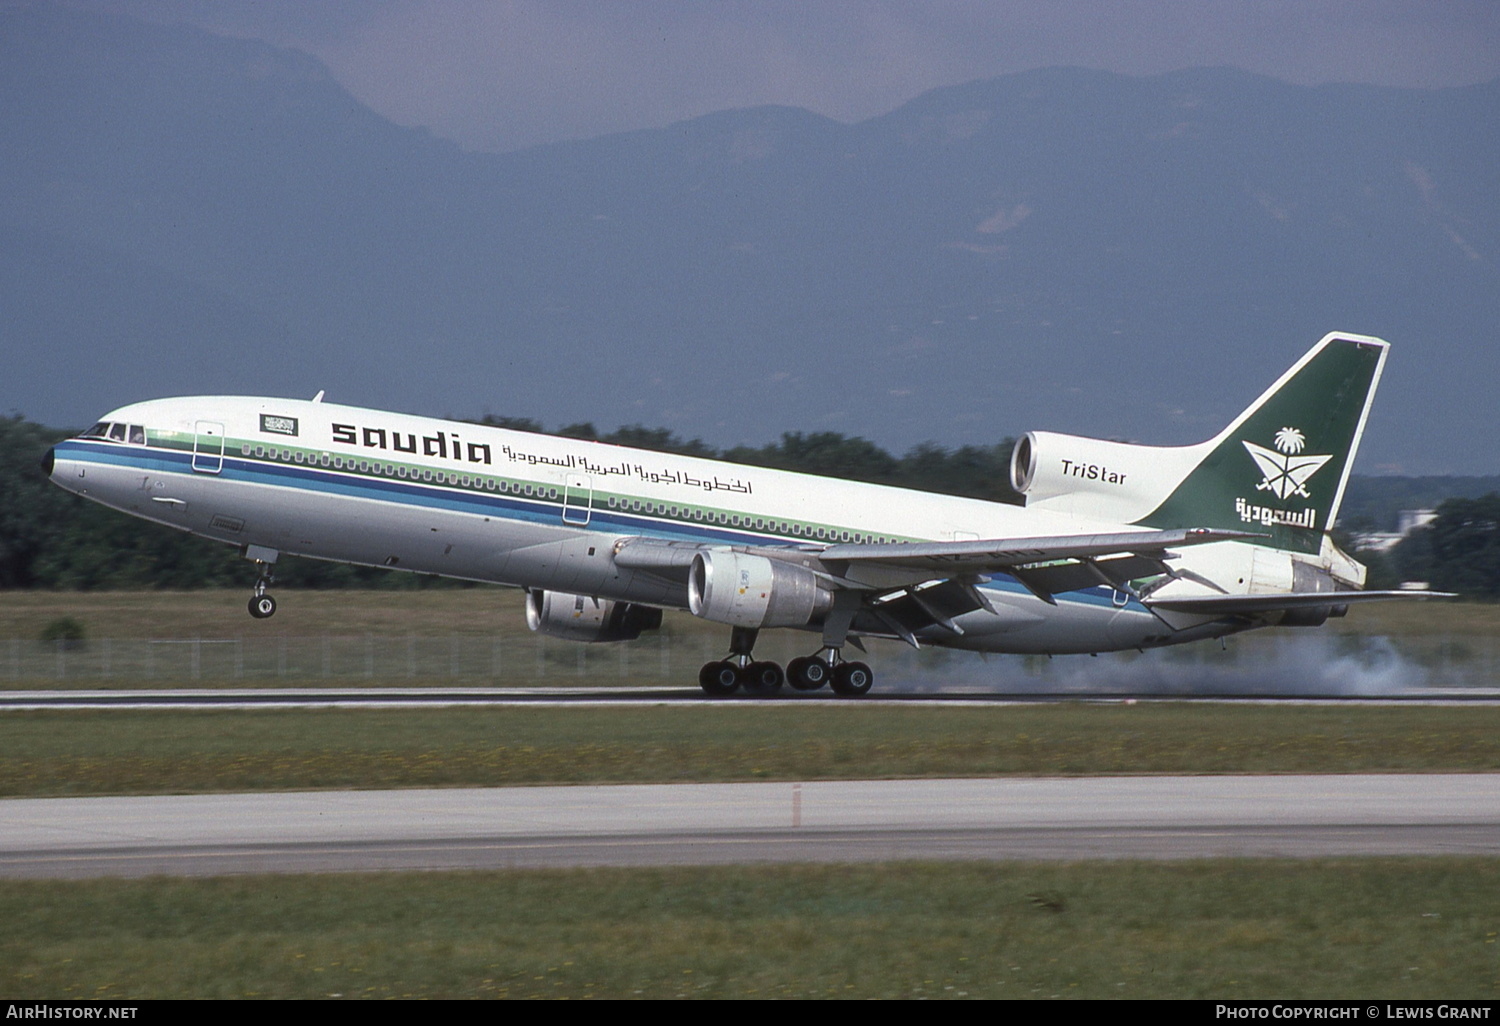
left=562, top=474, right=592, bottom=525
left=192, top=421, right=225, bottom=474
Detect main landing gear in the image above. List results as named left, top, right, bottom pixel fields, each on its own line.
left=698, top=627, right=785, bottom=696
left=790, top=650, right=874, bottom=696
left=698, top=647, right=874, bottom=697
left=697, top=598, right=876, bottom=698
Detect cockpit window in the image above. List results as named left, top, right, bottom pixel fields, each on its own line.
left=80, top=422, right=146, bottom=444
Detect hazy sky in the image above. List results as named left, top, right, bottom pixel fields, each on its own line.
left=89, top=0, right=1500, bottom=153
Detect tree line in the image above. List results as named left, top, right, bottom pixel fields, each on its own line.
left=3, top=414, right=1495, bottom=598
left=1350, top=495, right=1500, bottom=598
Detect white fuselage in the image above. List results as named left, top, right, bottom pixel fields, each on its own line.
left=48, top=395, right=1257, bottom=655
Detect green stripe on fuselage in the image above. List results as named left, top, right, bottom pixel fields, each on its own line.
left=149, top=430, right=919, bottom=547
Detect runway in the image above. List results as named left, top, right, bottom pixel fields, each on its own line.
left=4, top=686, right=1500, bottom=709
left=3, top=774, right=1498, bottom=878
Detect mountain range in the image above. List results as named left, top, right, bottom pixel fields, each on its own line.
left=3, top=5, right=1497, bottom=472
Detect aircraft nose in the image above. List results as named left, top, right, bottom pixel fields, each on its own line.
left=40, top=446, right=55, bottom=478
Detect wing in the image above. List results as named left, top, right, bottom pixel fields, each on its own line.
left=815, top=527, right=1260, bottom=609
left=614, top=526, right=1259, bottom=621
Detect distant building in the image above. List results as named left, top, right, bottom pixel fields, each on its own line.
left=1349, top=509, right=1436, bottom=553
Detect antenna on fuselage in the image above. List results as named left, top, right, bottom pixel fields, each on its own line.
left=311, top=390, right=325, bottom=403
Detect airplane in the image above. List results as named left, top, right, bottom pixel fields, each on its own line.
left=41, top=331, right=1443, bottom=696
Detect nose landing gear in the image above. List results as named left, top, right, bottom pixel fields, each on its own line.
left=247, top=565, right=277, bottom=619
left=241, top=545, right=280, bottom=620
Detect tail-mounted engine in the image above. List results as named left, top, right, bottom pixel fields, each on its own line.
left=688, top=551, right=833, bottom=629
left=525, top=590, right=663, bottom=643
left=1010, top=430, right=1204, bottom=523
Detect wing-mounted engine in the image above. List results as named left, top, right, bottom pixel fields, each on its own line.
left=688, top=550, right=834, bottom=629
left=525, top=590, right=663, bottom=643
left=1011, top=431, right=1208, bottom=523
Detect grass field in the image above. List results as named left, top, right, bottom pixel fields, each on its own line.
left=0, top=588, right=538, bottom=640
left=6, top=860, right=1497, bottom=999
left=0, top=587, right=1491, bottom=641
left=4, top=703, right=1500, bottom=798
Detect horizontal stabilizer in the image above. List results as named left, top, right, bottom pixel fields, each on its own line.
left=1145, top=590, right=1455, bottom=615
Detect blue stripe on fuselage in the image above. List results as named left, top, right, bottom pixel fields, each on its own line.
left=54, top=439, right=1144, bottom=612
left=56, top=439, right=784, bottom=547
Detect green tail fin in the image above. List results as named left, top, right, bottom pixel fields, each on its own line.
left=1140, top=332, right=1388, bottom=553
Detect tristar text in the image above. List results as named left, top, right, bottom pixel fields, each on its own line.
left=1059, top=459, right=1127, bottom=485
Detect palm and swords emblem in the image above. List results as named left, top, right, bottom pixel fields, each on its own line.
left=1241, top=427, right=1332, bottom=501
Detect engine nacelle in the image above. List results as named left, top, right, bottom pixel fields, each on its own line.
left=1010, top=430, right=1206, bottom=522
left=525, top=590, right=663, bottom=643
left=688, top=551, right=832, bottom=629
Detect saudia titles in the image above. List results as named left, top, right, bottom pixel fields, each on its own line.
left=1236, top=426, right=1330, bottom=530
left=328, top=420, right=494, bottom=465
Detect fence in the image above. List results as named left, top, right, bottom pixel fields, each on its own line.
left=4, top=634, right=684, bottom=686
left=2, top=630, right=1496, bottom=692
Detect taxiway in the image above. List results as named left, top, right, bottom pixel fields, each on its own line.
left=3, top=774, right=1497, bottom=878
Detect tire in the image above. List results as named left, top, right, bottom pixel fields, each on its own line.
left=787, top=656, right=831, bottom=691
left=699, top=660, right=740, bottom=696
left=831, top=660, right=874, bottom=697
left=248, top=595, right=277, bottom=619
left=740, top=661, right=784, bottom=695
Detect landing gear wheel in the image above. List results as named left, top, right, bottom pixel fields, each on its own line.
left=699, top=660, right=740, bottom=697
left=787, top=656, right=832, bottom=691
left=740, top=661, right=785, bottom=695
left=830, top=660, right=874, bottom=697
left=248, top=561, right=277, bottom=620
